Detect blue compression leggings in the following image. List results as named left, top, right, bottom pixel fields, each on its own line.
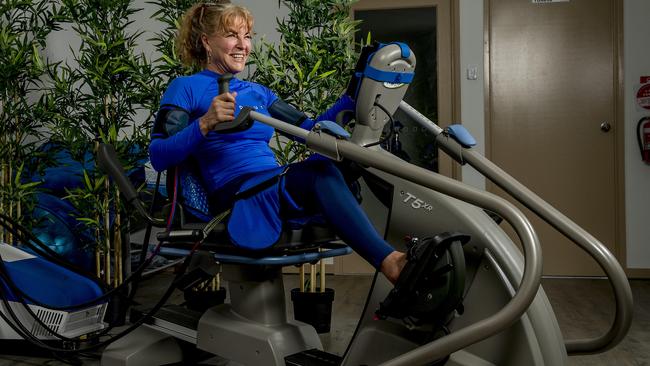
left=282, top=159, right=394, bottom=269
left=210, top=159, right=395, bottom=269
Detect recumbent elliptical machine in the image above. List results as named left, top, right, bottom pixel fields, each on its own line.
left=99, top=42, right=632, bottom=366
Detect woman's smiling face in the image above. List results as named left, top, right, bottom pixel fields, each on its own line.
left=203, top=17, right=251, bottom=74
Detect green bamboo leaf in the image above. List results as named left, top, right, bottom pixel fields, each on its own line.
left=95, top=175, right=106, bottom=190
left=83, top=170, right=92, bottom=190
left=161, top=54, right=176, bottom=65
left=17, top=181, right=41, bottom=190
left=307, top=58, right=322, bottom=81
left=31, top=43, right=44, bottom=71
left=109, top=124, right=117, bottom=142
left=290, top=58, right=303, bottom=81
left=111, top=65, right=130, bottom=74
left=98, top=129, right=107, bottom=143
left=12, top=163, right=25, bottom=186
left=77, top=217, right=99, bottom=225
left=316, top=70, right=336, bottom=80
left=12, top=48, right=25, bottom=65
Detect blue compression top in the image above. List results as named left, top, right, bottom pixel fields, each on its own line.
left=149, top=69, right=354, bottom=194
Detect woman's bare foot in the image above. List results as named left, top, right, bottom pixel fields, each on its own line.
left=380, top=251, right=408, bottom=284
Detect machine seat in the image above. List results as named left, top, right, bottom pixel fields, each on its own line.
left=94, top=143, right=351, bottom=266
left=157, top=161, right=350, bottom=264
left=168, top=218, right=342, bottom=258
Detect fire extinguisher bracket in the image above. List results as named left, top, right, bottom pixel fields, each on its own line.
left=638, top=116, right=650, bottom=165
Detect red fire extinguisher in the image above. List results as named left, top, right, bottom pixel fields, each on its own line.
left=639, top=117, right=650, bottom=164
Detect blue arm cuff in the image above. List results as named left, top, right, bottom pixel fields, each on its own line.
left=149, top=121, right=205, bottom=171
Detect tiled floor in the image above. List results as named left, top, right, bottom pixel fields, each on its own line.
left=0, top=275, right=647, bottom=365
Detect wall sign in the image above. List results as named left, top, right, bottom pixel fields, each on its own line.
left=637, top=76, right=650, bottom=111
left=532, top=0, right=569, bottom=3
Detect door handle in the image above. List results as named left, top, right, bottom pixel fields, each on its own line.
left=600, top=121, right=611, bottom=132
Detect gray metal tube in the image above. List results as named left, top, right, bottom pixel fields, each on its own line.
left=399, top=102, right=633, bottom=354
left=335, top=139, right=542, bottom=366
left=461, top=148, right=632, bottom=354
left=251, top=112, right=310, bottom=141
left=250, top=111, right=543, bottom=365
left=399, top=100, right=444, bottom=135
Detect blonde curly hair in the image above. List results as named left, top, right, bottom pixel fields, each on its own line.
left=176, top=1, right=254, bottom=68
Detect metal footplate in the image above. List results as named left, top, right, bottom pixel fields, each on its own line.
left=285, top=349, right=343, bottom=366
left=130, top=305, right=202, bottom=344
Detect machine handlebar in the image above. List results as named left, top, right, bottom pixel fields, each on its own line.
left=97, top=143, right=166, bottom=227
left=212, top=106, right=255, bottom=133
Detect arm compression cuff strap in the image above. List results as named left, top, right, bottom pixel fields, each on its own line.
left=153, top=105, right=191, bottom=137
left=268, top=99, right=308, bottom=127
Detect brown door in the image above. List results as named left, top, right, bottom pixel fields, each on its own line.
left=486, top=0, right=622, bottom=275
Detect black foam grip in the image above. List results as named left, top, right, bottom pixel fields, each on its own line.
left=218, top=73, right=233, bottom=95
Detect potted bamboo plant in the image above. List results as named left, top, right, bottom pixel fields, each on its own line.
left=0, top=0, right=65, bottom=243
left=42, top=0, right=158, bottom=324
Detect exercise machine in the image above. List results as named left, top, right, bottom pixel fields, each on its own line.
left=99, top=42, right=632, bottom=366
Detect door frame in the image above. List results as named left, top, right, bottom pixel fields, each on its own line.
left=351, top=0, right=460, bottom=179
left=482, top=0, right=632, bottom=275
left=332, top=0, right=460, bottom=275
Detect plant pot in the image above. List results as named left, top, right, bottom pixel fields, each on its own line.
left=104, top=290, right=128, bottom=326
left=184, top=287, right=227, bottom=312
left=290, top=288, right=335, bottom=334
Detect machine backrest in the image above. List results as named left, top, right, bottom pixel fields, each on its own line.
left=164, top=162, right=213, bottom=223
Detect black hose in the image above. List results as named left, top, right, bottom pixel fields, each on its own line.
left=128, top=170, right=163, bottom=301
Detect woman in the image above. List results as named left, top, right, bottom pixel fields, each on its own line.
left=149, top=1, right=408, bottom=283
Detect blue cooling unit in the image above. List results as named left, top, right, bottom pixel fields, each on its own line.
left=0, top=243, right=107, bottom=340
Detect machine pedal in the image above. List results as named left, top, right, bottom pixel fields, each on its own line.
left=376, top=231, right=469, bottom=323
left=285, top=349, right=342, bottom=366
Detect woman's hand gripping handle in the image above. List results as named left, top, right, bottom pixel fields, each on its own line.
left=199, top=73, right=237, bottom=135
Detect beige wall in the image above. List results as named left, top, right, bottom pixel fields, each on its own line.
left=623, top=0, right=650, bottom=269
